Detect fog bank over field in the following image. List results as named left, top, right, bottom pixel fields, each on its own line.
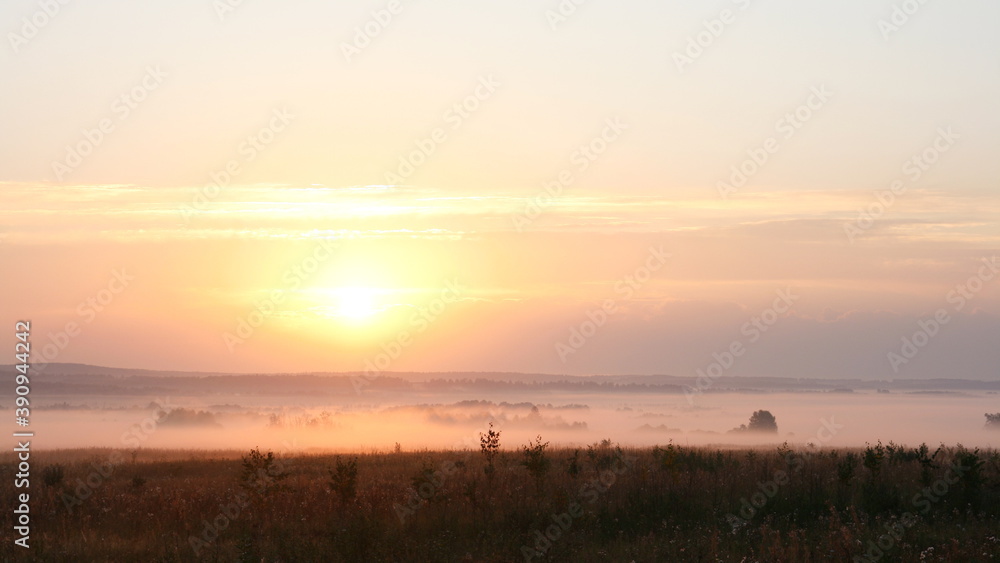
left=6, top=364, right=999, bottom=452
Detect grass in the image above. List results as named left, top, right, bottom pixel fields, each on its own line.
left=1, top=442, right=999, bottom=562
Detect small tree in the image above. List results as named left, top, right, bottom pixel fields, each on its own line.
left=837, top=453, right=857, bottom=485
left=241, top=447, right=287, bottom=496
left=985, top=413, right=1000, bottom=430
left=863, top=441, right=885, bottom=477
left=521, top=435, right=550, bottom=490
left=748, top=410, right=778, bottom=433
left=329, top=456, right=359, bottom=502
left=729, top=410, right=778, bottom=434
left=479, top=422, right=501, bottom=481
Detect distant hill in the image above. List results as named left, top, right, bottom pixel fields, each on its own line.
left=3, top=363, right=999, bottom=396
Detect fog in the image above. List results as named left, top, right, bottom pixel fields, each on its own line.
left=18, top=387, right=999, bottom=454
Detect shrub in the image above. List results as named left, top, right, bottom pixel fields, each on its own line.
left=479, top=422, right=501, bottom=480
left=956, top=447, right=986, bottom=509
left=329, top=456, right=359, bottom=502
left=837, top=453, right=857, bottom=485
left=241, top=447, right=288, bottom=495
left=521, top=435, right=550, bottom=488
left=566, top=449, right=582, bottom=479
left=42, top=464, right=65, bottom=487
left=776, top=441, right=792, bottom=458
left=913, top=443, right=940, bottom=486
left=587, top=440, right=625, bottom=473
left=652, top=442, right=679, bottom=473
left=863, top=441, right=885, bottom=477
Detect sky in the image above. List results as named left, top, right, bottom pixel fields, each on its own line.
left=1, top=0, right=999, bottom=379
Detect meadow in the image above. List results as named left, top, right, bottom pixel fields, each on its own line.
left=2, top=440, right=999, bottom=562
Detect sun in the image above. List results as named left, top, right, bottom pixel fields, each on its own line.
left=332, top=287, right=381, bottom=322
left=295, top=285, right=404, bottom=340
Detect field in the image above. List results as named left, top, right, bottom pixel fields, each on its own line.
left=2, top=441, right=999, bottom=562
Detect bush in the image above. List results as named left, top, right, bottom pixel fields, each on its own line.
left=521, top=435, right=550, bottom=488
left=241, top=447, right=288, bottom=495
left=42, top=464, right=65, bottom=487
left=956, top=447, right=986, bottom=509
left=587, top=440, right=625, bottom=474
left=863, top=441, right=885, bottom=477
left=566, top=449, right=582, bottom=479
left=479, top=422, right=501, bottom=480
left=329, top=456, right=359, bottom=502
left=837, top=453, right=857, bottom=485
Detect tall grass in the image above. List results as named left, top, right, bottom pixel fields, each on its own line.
left=1, top=442, right=998, bottom=561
